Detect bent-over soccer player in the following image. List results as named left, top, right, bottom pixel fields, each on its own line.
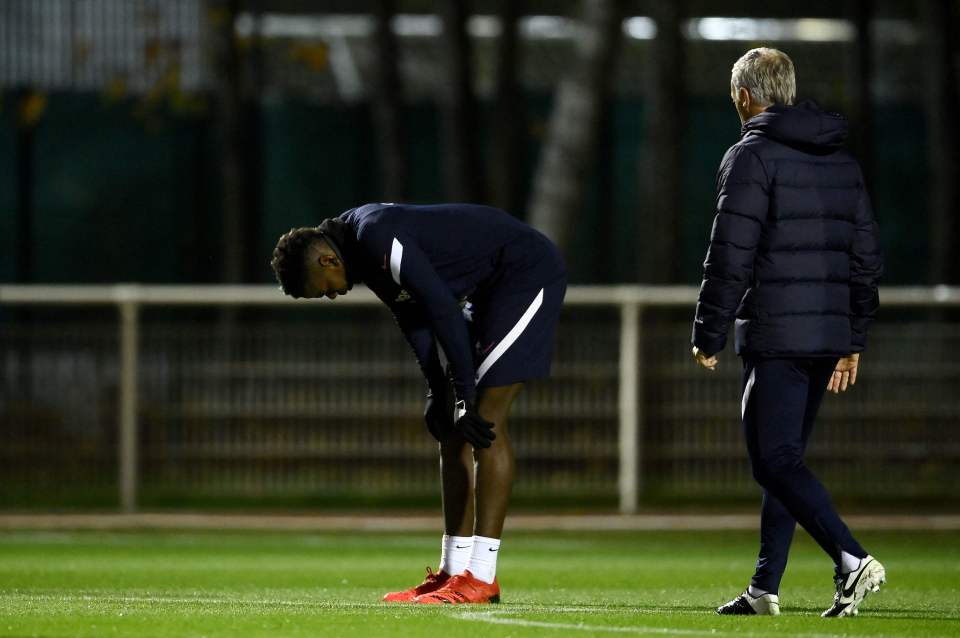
left=692, top=49, right=885, bottom=617
left=271, top=203, right=567, bottom=604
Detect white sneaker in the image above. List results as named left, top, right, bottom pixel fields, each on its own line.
left=822, top=555, right=886, bottom=617
left=716, top=590, right=781, bottom=615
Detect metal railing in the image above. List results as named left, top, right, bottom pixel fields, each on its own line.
left=1, top=284, right=958, bottom=513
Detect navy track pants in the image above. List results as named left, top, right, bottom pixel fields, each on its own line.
left=741, top=357, right=868, bottom=593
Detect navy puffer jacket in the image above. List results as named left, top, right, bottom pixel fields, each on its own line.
left=692, top=100, right=883, bottom=358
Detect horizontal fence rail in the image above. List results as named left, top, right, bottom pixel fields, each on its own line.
left=3, top=284, right=960, bottom=305
left=1, top=284, right=959, bottom=513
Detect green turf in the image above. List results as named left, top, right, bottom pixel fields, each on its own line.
left=0, top=528, right=958, bottom=637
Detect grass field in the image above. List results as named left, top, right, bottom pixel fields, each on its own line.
left=1, top=528, right=958, bottom=637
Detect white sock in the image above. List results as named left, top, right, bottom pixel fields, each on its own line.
left=747, top=585, right=768, bottom=598
left=438, top=535, right=473, bottom=575
left=466, top=535, right=500, bottom=584
left=840, top=551, right=862, bottom=574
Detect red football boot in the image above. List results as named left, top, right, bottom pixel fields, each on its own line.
left=413, top=570, right=500, bottom=604
left=382, top=567, right=450, bottom=603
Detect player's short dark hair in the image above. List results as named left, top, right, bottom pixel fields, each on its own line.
left=270, top=227, right=325, bottom=298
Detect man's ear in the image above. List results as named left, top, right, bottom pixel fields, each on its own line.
left=318, top=253, right=341, bottom=268
left=737, top=86, right=750, bottom=109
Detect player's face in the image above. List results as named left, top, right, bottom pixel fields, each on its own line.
left=302, top=245, right=349, bottom=300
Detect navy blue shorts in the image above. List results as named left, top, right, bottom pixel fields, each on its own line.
left=464, top=274, right=567, bottom=389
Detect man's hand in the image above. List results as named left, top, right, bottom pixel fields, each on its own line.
left=692, top=346, right=719, bottom=371
left=828, top=353, right=860, bottom=394
left=424, top=389, right=454, bottom=442
left=453, top=400, right=496, bottom=448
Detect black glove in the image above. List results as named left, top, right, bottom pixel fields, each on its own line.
left=453, top=400, right=496, bottom=448
left=424, top=387, right=454, bottom=442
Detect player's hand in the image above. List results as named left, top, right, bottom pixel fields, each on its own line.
left=453, top=400, right=496, bottom=448
left=828, top=353, right=860, bottom=394
left=424, top=392, right=454, bottom=442
left=692, top=346, right=718, bottom=371
left=424, top=374, right=455, bottom=442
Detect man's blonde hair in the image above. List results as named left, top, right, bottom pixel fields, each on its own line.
left=730, top=47, right=796, bottom=106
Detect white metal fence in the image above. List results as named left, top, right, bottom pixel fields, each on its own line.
left=1, top=284, right=958, bottom=513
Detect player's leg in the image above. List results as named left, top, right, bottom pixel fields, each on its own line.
left=473, top=383, right=522, bottom=539
left=414, top=383, right=521, bottom=605
left=436, top=304, right=481, bottom=573
left=434, top=430, right=476, bottom=579
left=417, top=275, right=565, bottom=605
left=466, top=281, right=562, bottom=545
left=440, top=433, right=475, bottom=537
left=427, top=386, right=520, bottom=579
left=384, top=392, right=475, bottom=602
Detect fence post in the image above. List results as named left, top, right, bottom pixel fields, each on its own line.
left=618, top=301, right=640, bottom=513
left=117, top=290, right=140, bottom=513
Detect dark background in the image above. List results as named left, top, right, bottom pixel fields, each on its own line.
left=2, top=0, right=957, bottom=288
left=1, top=2, right=958, bottom=511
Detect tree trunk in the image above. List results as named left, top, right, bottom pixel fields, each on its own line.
left=14, top=90, right=42, bottom=400
left=439, top=0, right=483, bottom=202
left=15, top=90, right=38, bottom=284
left=241, top=0, right=264, bottom=283
left=489, top=0, right=525, bottom=214
left=920, top=0, right=960, bottom=284
left=208, top=0, right=263, bottom=284
left=372, top=0, right=407, bottom=201
left=528, top=0, right=623, bottom=252
left=209, top=0, right=246, bottom=284
left=636, top=1, right=685, bottom=283
left=849, top=0, right=874, bottom=197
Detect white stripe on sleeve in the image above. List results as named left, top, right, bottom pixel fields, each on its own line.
left=389, top=238, right=404, bottom=285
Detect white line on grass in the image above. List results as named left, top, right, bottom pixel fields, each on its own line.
left=456, top=609, right=903, bottom=638
left=5, top=594, right=943, bottom=638
left=458, top=610, right=721, bottom=635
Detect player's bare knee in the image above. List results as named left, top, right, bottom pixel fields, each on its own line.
left=477, top=383, right=523, bottom=423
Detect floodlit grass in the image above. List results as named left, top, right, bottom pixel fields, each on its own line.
left=1, top=528, right=958, bottom=637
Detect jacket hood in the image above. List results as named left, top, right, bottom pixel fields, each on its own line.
left=742, top=100, right=848, bottom=154
left=318, top=213, right=361, bottom=287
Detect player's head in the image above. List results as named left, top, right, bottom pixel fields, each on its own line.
left=270, top=227, right=349, bottom=300
left=730, top=47, right=796, bottom=124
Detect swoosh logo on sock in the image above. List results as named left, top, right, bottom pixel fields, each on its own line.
left=841, top=559, right=872, bottom=598
left=455, top=545, right=471, bottom=549
left=488, top=548, right=499, bottom=552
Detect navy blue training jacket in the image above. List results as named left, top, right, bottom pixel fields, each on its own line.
left=336, top=203, right=563, bottom=403
left=692, top=100, right=884, bottom=358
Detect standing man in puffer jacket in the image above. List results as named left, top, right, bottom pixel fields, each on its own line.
left=691, top=48, right=885, bottom=618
